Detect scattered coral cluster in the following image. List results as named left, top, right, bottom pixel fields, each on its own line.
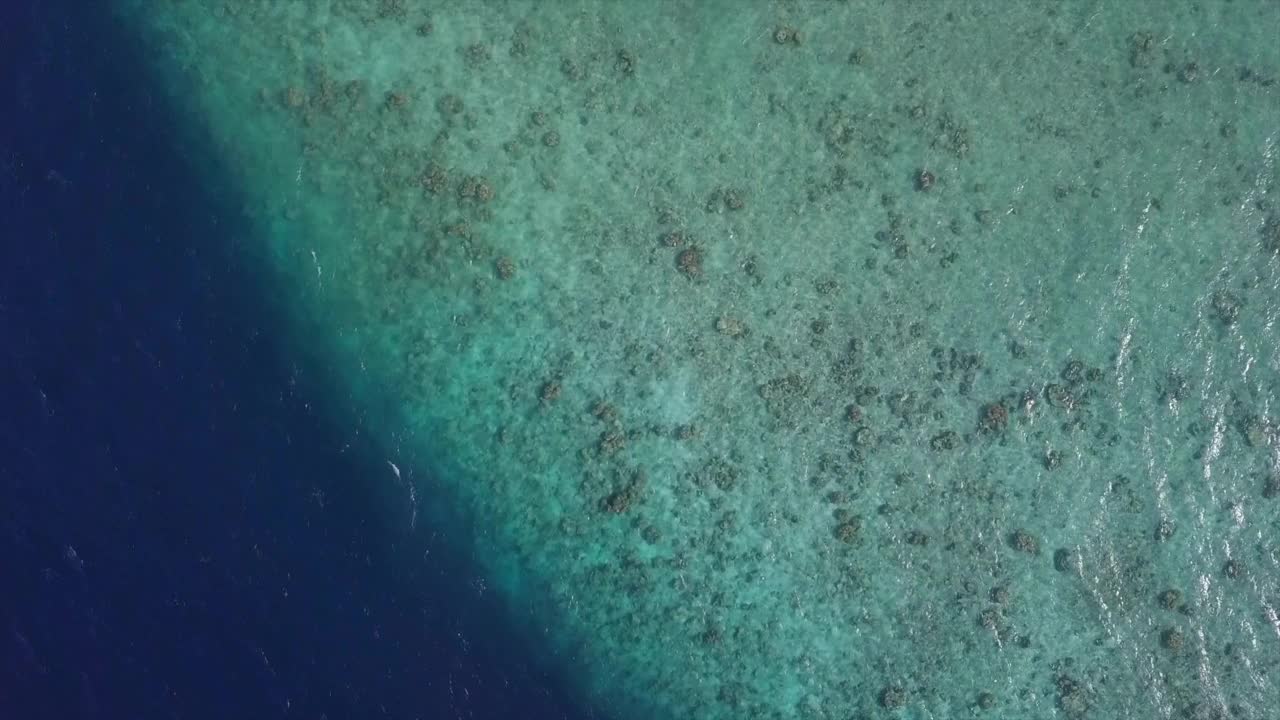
left=119, top=1, right=1280, bottom=718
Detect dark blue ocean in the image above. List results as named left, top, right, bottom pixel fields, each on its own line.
left=0, top=4, right=600, bottom=719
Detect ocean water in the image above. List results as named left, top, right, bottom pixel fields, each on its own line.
left=9, top=1, right=1278, bottom=719
left=2, top=2, right=595, bottom=719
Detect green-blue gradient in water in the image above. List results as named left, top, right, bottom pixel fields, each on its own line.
left=116, top=2, right=1279, bottom=718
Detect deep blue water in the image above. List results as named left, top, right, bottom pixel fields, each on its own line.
left=0, top=4, right=599, bottom=719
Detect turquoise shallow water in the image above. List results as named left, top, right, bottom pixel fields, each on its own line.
left=116, top=1, right=1278, bottom=718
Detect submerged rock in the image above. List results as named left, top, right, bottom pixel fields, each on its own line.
left=878, top=685, right=906, bottom=709
left=1009, top=528, right=1040, bottom=555
left=979, top=401, right=1009, bottom=432
left=1264, top=473, right=1280, bottom=499
left=1157, top=589, right=1183, bottom=610
left=1211, top=290, right=1242, bottom=326
left=834, top=519, right=861, bottom=544
left=676, top=246, right=703, bottom=278
left=929, top=430, right=959, bottom=451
